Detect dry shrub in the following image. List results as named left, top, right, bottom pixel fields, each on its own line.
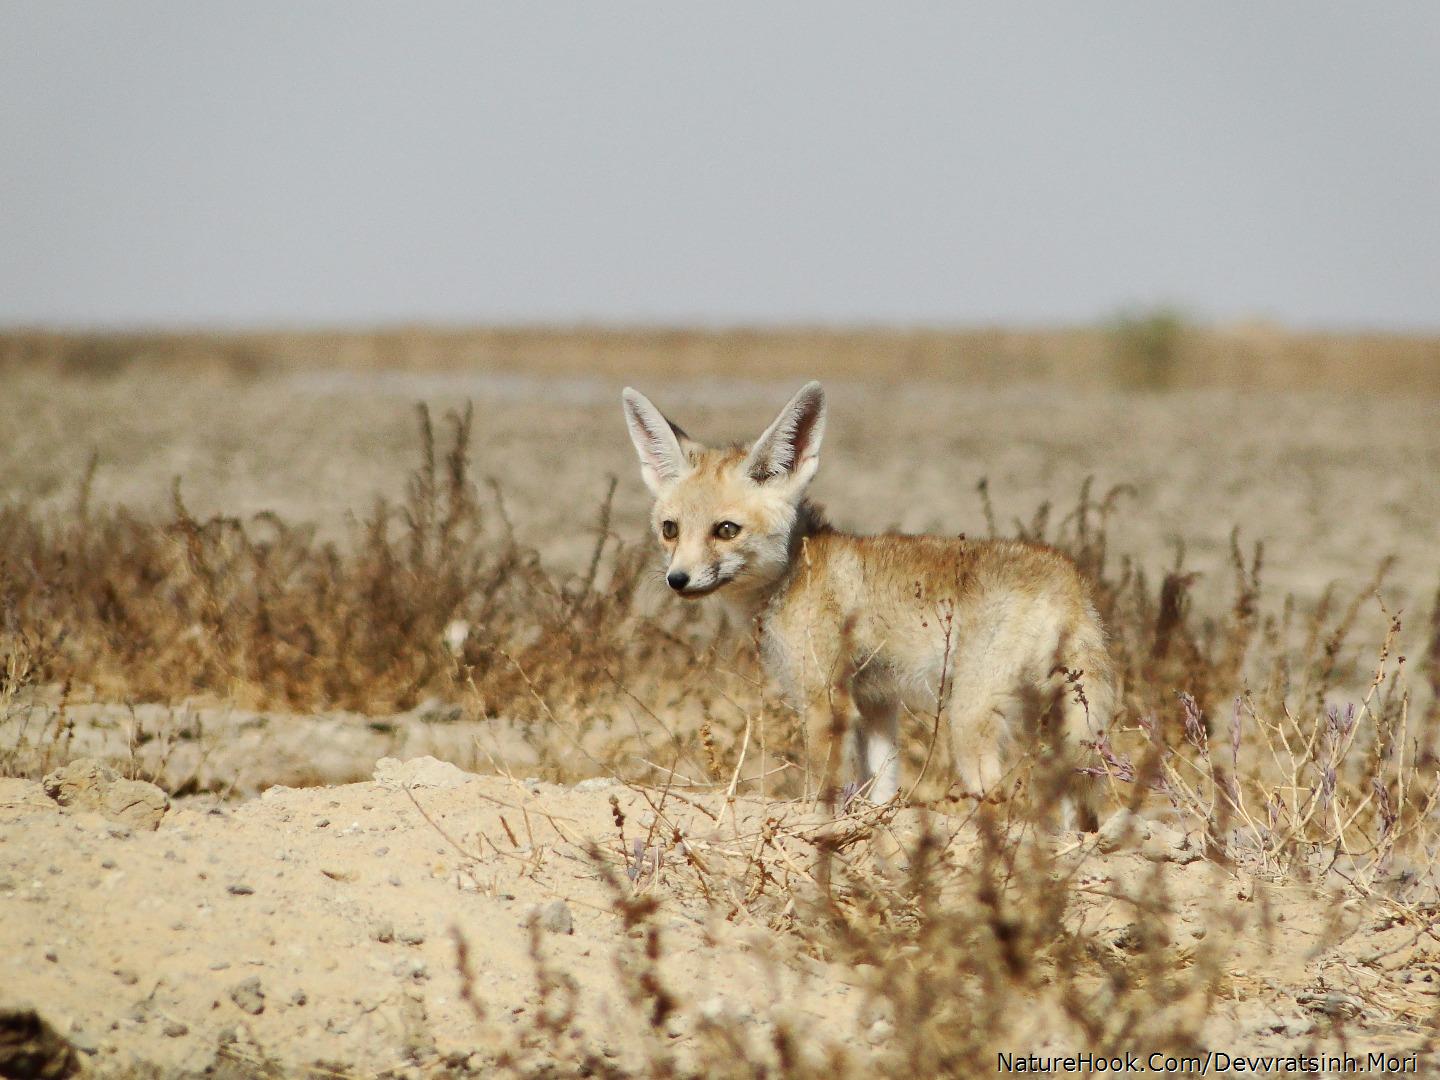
left=980, top=477, right=1438, bottom=889
left=0, top=404, right=716, bottom=719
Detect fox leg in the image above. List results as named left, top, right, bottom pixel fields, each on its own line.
left=947, top=699, right=1010, bottom=805
left=1054, top=662, right=1112, bottom=832
left=854, top=693, right=901, bottom=803
left=802, top=691, right=852, bottom=809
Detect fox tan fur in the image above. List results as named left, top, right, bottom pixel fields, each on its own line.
left=622, top=381, right=1114, bottom=827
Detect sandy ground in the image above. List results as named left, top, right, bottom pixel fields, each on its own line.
left=3, top=758, right=1438, bottom=1076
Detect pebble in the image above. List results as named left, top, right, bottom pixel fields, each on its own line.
left=534, top=899, right=574, bottom=935
left=229, top=976, right=266, bottom=1015
left=1297, top=991, right=1363, bottom=1019
left=398, top=928, right=426, bottom=946
left=371, top=921, right=396, bottom=943
left=68, top=1027, right=100, bottom=1055
left=1096, top=809, right=1145, bottom=853
left=573, top=777, right=618, bottom=793
left=163, top=1020, right=189, bottom=1038
left=227, top=883, right=254, bottom=896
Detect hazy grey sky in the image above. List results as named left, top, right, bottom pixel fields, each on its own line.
left=3, top=4, right=1438, bottom=330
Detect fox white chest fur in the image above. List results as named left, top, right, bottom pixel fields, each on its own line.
left=622, top=381, right=1114, bottom=825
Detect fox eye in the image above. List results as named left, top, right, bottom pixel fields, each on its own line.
left=713, top=521, right=742, bottom=541
left=660, top=520, right=678, bottom=540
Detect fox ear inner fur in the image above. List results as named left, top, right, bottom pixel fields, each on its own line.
left=744, top=381, right=826, bottom=488
left=622, top=387, right=693, bottom=494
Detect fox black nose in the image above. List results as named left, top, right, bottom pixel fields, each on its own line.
left=666, top=570, right=690, bottom=592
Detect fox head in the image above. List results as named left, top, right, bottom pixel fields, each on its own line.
left=621, top=381, right=827, bottom=599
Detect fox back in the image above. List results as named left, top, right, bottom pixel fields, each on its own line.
left=622, top=381, right=1113, bottom=826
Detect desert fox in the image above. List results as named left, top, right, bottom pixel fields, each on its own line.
left=622, top=381, right=1114, bottom=827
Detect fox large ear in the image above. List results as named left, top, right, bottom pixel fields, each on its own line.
left=622, top=388, right=695, bottom=494
left=743, top=381, right=826, bottom=491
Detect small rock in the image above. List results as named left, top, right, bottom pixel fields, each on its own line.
left=573, top=777, right=618, bottom=793
left=1095, top=809, right=1148, bottom=854
left=227, top=884, right=254, bottom=896
left=114, top=968, right=139, bottom=985
left=533, top=900, right=574, bottom=935
left=372, top=756, right=467, bottom=790
left=290, top=989, right=308, bottom=1007
left=398, top=928, right=426, bottom=946
left=1142, top=820, right=1201, bottom=864
left=229, top=977, right=265, bottom=1016
left=68, top=1026, right=100, bottom=1055
left=41, top=759, right=169, bottom=831
left=43, top=946, right=58, bottom=963
left=1297, top=991, right=1364, bottom=1020
left=371, top=921, right=396, bottom=943
left=1111, top=924, right=1156, bottom=953
left=697, top=995, right=749, bottom=1024
left=163, top=1020, right=189, bottom=1038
